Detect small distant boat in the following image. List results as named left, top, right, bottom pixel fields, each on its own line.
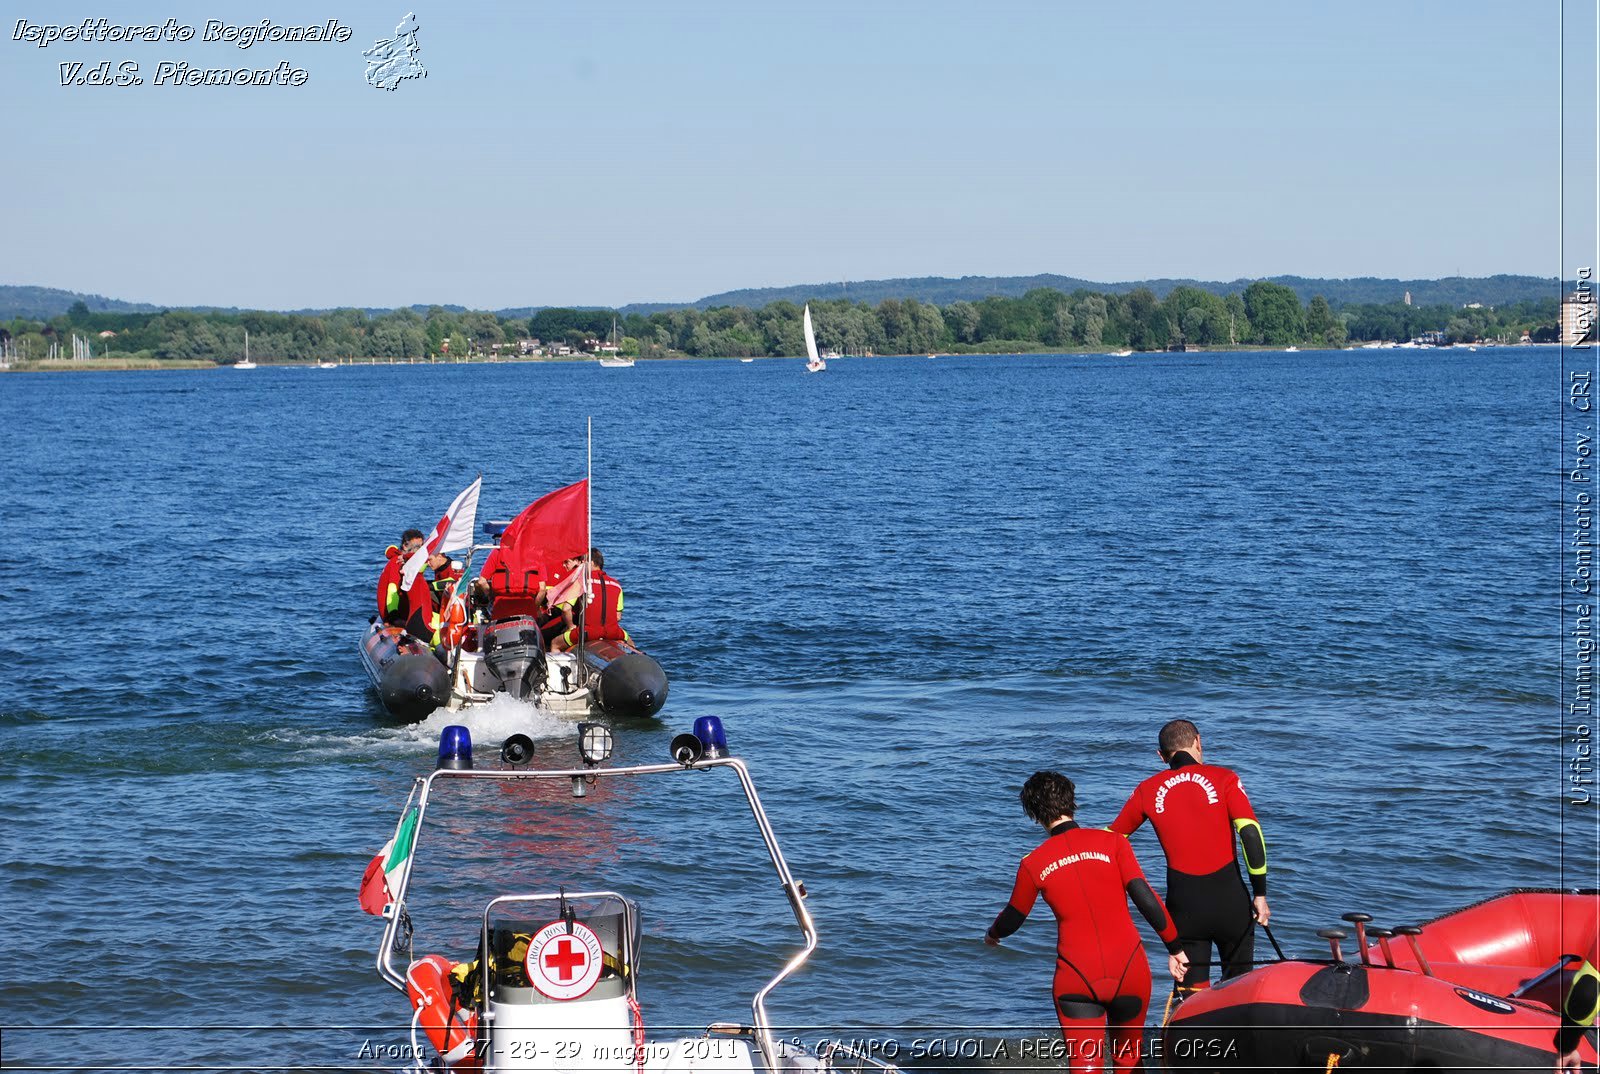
left=315, top=361, right=337, bottom=369
left=1112, top=349, right=1133, bottom=357
left=1284, top=345, right=1299, bottom=353
left=234, top=330, right=257, bottom=369
left=597, top=316, right=633, bottom=366
left=803, top=305, right=826, bottom=373
left=740, top=358, right=755, bottom=363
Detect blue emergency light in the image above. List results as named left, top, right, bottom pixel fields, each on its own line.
left=693, top=716, right=728, bottom=758
left=438, top=725, right=473, bottom=770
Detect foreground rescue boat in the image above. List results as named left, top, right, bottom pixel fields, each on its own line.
left=363, top=719, right=893, bottom=1074
left=1162, top=889, right=1598, bottom=1072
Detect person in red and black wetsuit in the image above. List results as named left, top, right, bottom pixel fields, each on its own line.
left=1555, top=946, right=1597, bottom=1071
left=986, top=771, right=1187, bottom=1073
left=1108, top=719, right=1269, bottom=992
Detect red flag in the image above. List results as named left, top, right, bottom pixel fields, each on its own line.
left=494, top=479, right=589, bottom=585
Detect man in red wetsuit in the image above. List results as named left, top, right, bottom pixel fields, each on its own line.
left=986, top=771, right=1187, bottom=1073
left=1108, top=719, right=1269, bottom=992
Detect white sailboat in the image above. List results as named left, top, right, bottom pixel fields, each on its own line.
left=235, top=330, right=257, bottom=369
left=597, top=315, right=634, bottom=367
left=803, top=305, right=825, bottom=373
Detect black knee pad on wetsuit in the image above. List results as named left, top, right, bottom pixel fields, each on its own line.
left=1057, top=993, right=1143, bottom=1022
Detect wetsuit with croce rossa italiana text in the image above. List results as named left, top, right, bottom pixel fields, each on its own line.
left=1108, top=752, right=1267, bottom=988
left=988, top=822, right=1180, bottom=1073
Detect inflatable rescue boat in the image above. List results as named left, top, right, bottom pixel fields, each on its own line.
left=1162, top=889, right=1598, bottom=1072
left=361, top=611, right=668, bottom=724
left=361, top=477, right=669, bottom=724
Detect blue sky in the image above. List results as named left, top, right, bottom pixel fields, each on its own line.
left=0, top=1, right=1593, bottom=309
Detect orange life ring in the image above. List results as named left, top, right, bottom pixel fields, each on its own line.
left=440, top=595, right=469, bottom=650
left=406, top=954, right=480, bottom=1068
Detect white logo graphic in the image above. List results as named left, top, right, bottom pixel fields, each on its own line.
left=364, top=12, right=426, bottom=90
left=1154, top=771, right=1219, bottom=814
left=526, top=920, right=604, bottom=1000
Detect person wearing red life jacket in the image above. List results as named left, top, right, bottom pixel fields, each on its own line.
left=404, top=552, right=458, bottom=648
left=478, top=545, right=545, bottom=620
left=986, top=771, right=1187, bottom=1073
left=551, top=548, right=630, bottom=650
left=377, top=528, right=425, bottom=626
left=1107, top=719, right=1269, bottom=992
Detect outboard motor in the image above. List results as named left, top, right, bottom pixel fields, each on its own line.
left=482, top=616, right=548, bottom=701
left=595, top=651, right=669, bottom=719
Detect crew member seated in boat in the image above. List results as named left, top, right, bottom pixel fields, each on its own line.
left=404, top=551, right=457, bottom=648
left=550, top=548, right=630, bottom=651
left=1108, top=719, right=1270, bottom=992
left=985, top=771, right=1186, bottom=1074
left=478, top=545, right=546, bottom=619
left=1557, top=948, right=1598, bottom=1071
left=377, top=528, right=425, bottom=626
left=537, top=555, right=581, bottom=645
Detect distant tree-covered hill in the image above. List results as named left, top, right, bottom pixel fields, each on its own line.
left=665, top=273, right=1559, bottom=312
left=0, top=285, right=163, bottom=319
left=0, top=273, right=1559, bottom=322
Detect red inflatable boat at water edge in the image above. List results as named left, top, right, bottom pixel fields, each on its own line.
left=1162, top=889, right=1598, bottom=1072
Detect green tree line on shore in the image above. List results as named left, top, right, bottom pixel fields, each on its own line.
left=1, top=287, right=1560, bottom=365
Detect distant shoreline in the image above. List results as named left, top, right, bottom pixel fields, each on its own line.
left=2, top=342, right=1552, bottom=373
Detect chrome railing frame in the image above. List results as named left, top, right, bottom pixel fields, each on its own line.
left=375, top=756, right=817, bottom=1073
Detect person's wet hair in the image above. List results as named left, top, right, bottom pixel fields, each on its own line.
left=402, top=528, right=425, bottom=544
left=1159, top=719, right=1199, bottom=757
left=1020, top=771, right=1077, bottom=825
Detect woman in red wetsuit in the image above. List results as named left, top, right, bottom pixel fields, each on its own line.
left=986, top=771, right=1188, bottom=1073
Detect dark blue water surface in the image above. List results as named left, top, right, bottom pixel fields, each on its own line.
left=0, top=349, right=1578, bottom=1065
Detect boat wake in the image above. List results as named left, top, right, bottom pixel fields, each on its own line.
left=390, top=694, right=574, bottom=746
left=306, top=695, right=576, bottom=762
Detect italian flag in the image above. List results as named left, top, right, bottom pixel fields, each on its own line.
left=358, top=806, right=419, bottom=916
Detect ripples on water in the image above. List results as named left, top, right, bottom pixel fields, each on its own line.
left=0, top=349, right=1577, bottom=1063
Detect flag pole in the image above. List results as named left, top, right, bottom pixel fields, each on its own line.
left=582, top=416, right=592, bottom=653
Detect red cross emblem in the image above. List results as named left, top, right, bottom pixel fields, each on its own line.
left=526, top=920, right=605, bottom=1000
left=542, top=936, right=588, bottom=982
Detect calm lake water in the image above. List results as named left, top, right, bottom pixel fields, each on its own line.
left=0, top=348, right=1581, bottom=1067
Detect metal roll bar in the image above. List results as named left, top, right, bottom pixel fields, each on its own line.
left=375, top=756, right=816, bottom=1074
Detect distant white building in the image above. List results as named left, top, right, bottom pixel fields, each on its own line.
left=1563, top=293, right=1596, bottom=345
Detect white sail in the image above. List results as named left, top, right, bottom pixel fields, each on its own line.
left=803, top=305, right=825, bottom=371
